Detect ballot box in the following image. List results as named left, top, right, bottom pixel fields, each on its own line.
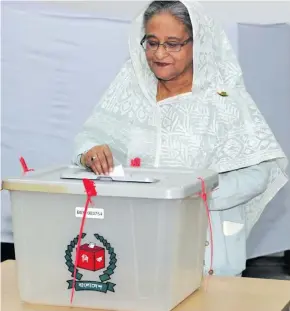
left=2, top=166, right=218, bottom=311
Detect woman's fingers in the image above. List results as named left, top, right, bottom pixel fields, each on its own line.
left=103, top=145, right=113, bottom=172
left=93, top=155, right=104, bottom=175
left=84, top=145, right=114, bottom=175
left=87, top=153, right=107, bottom=175
left=97, top=152, right=109, bottom=175
left=86, top=154, right=99, bottom=174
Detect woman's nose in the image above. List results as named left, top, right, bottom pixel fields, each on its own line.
left=154, top=45, right=169, bottom=59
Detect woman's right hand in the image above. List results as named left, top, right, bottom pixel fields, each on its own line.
left=81, top=145, right=114, bottom=175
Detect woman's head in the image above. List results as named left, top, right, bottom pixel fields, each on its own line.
left=142, top=1, right=193, bottom=81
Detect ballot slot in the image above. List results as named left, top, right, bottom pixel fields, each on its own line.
left=95, top=175, right=159, bottom=183
left=59, top=166, right=159, bottom=183
left=60, top=172, right=159, bottom=183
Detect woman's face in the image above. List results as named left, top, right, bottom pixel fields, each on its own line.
left=144, top=12, right=193, bottom=81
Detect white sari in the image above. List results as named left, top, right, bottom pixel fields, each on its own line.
left=73, top=0, right=288, bottom=275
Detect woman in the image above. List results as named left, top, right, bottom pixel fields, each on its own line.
left=73, top=0, right=288, bottom=276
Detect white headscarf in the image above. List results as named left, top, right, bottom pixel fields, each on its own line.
left=74, top=0, right=288, bottom=234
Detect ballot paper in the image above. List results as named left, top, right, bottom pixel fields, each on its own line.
left=109, top=165, right=125, bottom=177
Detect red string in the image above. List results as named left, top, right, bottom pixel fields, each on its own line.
left=19, top=157, right=34, bottom=173
left=130, top=157, right=141, bottom=167
left=70, top=179, right=97, bottom=304
left=198, top=177, right=214, bottom=275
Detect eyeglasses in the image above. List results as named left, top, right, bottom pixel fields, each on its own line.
left=140, top=36, right=192, bottom=52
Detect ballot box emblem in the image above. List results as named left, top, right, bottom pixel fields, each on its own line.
left=78, top=243, right=106, bottom=271
left=65, top=233, right=117, bottom=293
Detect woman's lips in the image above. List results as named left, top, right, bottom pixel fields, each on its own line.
left=154, top=62, right=171, bottom=67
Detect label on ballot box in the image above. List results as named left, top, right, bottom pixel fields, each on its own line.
left=65, top=233, right=117, bottom=294
left=75, top=207, right=104, bottom=219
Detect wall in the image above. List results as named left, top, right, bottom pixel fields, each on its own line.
left=46, top=1, right=290, bottom=23
left=1, top=1, right=289, bottom=258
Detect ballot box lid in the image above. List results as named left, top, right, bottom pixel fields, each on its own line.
left=2, top=165, right=218, bottom=199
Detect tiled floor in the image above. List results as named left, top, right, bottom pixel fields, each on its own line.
left=242, top=255, right=290, bottom=280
